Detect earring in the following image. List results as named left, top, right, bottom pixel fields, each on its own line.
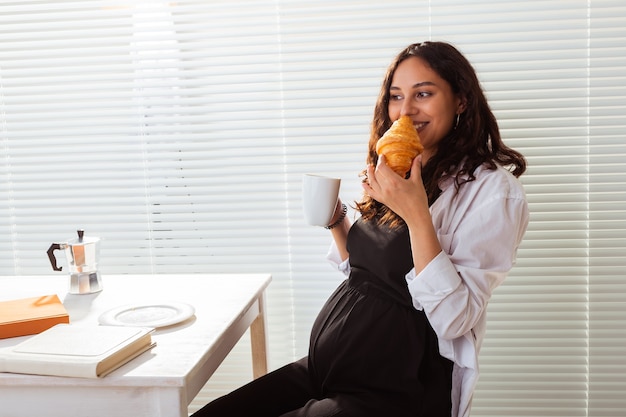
left=454, top=113, right=460, bottom=130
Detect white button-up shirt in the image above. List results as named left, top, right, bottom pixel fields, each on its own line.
left=327, top=164, right=529, bottom=417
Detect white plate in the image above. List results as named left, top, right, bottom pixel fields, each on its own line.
left=98, top=302, right=195, bottom=328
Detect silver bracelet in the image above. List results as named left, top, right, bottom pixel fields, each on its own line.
left=325, top=203, right=347, bottom=230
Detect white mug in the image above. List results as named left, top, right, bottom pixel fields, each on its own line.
left=302, top=174, right=341, bottom=227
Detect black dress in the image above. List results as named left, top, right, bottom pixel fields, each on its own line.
left=192, top=218, right=453, bottom=417
left=307, top=217, right=453, bottom=416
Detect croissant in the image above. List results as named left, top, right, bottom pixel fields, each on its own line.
left=375, top=115, right=424, bottom=177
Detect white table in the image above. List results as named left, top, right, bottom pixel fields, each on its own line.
left=0, top=273, right=271, bottom=417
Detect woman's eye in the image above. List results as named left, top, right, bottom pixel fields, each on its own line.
left=417, top=91, right=431, bottom=98
left=390, top=94, right=403, bottom=101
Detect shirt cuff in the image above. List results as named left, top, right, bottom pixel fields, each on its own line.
left=326, top=241, right=350, bottom=276
left=405, top=250, right=460, bottom=310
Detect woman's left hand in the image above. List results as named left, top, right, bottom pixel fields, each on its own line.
left=362, top=154, right=429, bottom=223
left=363, top=154, right=442, bottom=271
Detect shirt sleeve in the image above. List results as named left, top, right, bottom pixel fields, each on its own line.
left=406, top=188, right=529, bottom=341
left=326, top=239, right=351, bottom=276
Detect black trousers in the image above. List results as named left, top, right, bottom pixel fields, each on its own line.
left=191, top=357, right=364, bottom=417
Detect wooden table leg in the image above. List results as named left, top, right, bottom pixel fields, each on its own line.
left=250, top=292, right=268, bottom=379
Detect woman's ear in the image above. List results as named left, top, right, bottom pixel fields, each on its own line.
left=457, top=96, right=467, bottom=114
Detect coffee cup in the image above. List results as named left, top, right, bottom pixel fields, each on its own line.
left=302, top=174, right=341, bottom=227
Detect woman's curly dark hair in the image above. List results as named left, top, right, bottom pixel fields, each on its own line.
left=356, top=41, right=526, bottom=227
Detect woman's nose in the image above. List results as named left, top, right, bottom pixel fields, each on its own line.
left=400, top=98, right=417, bottom=116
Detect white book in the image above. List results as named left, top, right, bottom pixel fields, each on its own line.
left=0, top=323, right=155, bottom=378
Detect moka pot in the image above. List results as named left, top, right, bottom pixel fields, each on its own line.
left=47, top=230, right=103, bottom=294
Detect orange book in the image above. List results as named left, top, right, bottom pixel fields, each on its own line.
left=0, top=295, right=70, bottom=339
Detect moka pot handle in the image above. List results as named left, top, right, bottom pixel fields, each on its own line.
left=47, top=243, right=63, bottom=271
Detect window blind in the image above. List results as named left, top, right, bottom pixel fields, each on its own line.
left=440, top=3, right=592, bottom=416
left=0, top=1, right=624, bottom=416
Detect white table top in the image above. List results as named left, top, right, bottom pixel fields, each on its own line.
left=0, top=273, right=271, bottom=414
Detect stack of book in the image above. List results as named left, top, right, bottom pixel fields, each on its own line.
left=0, top=295, right=155, bottom=378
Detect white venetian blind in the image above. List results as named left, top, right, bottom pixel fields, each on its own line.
left=588, top=2, right=626, bottom=415
left=0, top=1, right=624, bottom=416
left=439, top=3, right=592, bottom=415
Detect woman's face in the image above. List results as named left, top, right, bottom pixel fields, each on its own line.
left=387, top=56, right=463, bottom=161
